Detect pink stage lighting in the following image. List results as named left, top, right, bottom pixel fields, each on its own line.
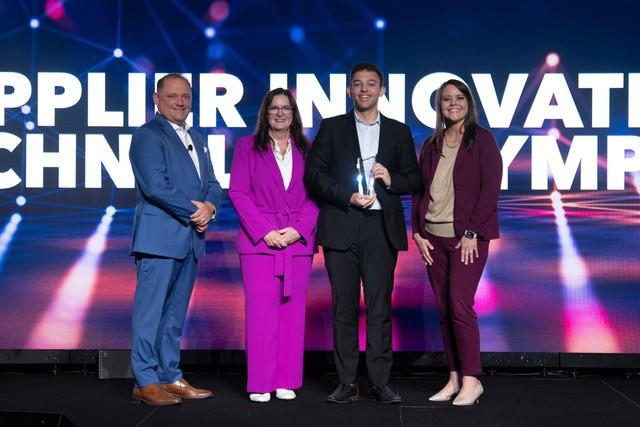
left=551, top=191, right=620, bottom=352
left=547, top=127, right=561, bottom=138
left=26, top=207, right=115, bottom=348
left=209, top=1, right=230, bottom=22
left=546, top=52, right=560, bottom=67
left=45, top=0, right=65, bottom=20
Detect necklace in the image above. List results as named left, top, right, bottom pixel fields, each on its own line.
left=269, top=133, right=291, bottom=160
left=444, top=133, right=462, bottom=149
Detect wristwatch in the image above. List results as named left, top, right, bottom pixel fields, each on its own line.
left=464, top=229, right=478, bottom=239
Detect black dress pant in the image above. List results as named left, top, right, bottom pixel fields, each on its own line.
left=323, top=211, right=398, bottom=387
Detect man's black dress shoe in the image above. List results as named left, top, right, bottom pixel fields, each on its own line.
left=326, top=384, right=359, bottom=403
left=370, top=385, right=402, bottom=404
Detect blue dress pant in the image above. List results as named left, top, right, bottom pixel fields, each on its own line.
left=131, top=250, right=198, bottom=387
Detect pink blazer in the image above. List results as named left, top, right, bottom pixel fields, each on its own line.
left=229, top=135, right=319, bottom=257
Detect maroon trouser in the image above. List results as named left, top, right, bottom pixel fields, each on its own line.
left=426, top=232, right=489, bottom=376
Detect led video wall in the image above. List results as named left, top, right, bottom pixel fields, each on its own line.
left=0, top=0, right=639, bottom=352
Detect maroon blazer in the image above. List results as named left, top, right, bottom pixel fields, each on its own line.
left=412, top=126, right=502, bottom=240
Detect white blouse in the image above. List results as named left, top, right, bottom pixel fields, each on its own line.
left=271, top=138, right=293, bottom=190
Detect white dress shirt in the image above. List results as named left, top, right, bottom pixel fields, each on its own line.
left=170, top=121, right=201, bottom=180
left=354, top=111, right=382, bottom=210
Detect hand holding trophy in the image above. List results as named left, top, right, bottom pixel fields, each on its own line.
left=352, top=156, right=377, bottom=208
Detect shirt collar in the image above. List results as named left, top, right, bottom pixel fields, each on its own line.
left=354, top=111, right=380, bottom=126
left=270, top=136, right=292, bottom=156
left=168, top=120, right=191, bottom=133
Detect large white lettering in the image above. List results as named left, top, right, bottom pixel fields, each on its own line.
left=524, top=74, right=583, bottom=128
left=0, top=132, right=22, bottom=189
left=297, top=74, right=346, bottom=126
left=85, top=134, right=134, bottom=188
left=25, top=133, right=76, bottom=188
left=473, top=73, right=528, bottom=128
left=87, top=73, right=124, bottom=127
left=578, top=73, right=624, bottom=128
left=37, top=73, right=82, bottom=126
left=199, top=73, right=245, bottom=128
left=531, top=135, right=597, bottom=190
left=0, top=72, right=31, bottom=126
left=607, top=135, right=640, bottom=190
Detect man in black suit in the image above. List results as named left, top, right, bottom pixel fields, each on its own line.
left=305, top=62, right=420, bottom=404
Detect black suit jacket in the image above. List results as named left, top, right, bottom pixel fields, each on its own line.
left=304, top=111, right=420, bottom=251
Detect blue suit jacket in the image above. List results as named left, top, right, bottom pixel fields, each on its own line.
left=130, top=113, right=222, bottom=260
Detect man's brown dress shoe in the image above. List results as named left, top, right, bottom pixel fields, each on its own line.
left=131, top=384, right=182, bottom=406
left=161, top=379, right=213, bottom=399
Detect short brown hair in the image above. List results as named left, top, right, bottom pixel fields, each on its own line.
left=156, top=73, right=191, bottom=92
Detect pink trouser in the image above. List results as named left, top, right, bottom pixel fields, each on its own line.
left=426, top=232, right=489, bottom=376
left=240, top=254, right=312, bottom=393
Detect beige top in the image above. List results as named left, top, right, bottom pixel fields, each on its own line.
left=425, top=141, right=460, bottom=237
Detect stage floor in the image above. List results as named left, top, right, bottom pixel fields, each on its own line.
left=0, top=370, right=638, bottom=426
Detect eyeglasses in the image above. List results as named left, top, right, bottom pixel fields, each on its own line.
left=268, top=106, right=293, bottom=115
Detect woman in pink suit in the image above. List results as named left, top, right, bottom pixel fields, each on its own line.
left=412, top=80, right=502, bottom=406
left=229, top=88, right=319, bottom=403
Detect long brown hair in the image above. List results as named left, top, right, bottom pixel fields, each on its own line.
left=425, top=79, right=478, bottom=152
left=254, top=88, right=309, bottom=155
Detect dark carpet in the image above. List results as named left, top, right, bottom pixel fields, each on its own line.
left=0, top=370, right=639, bottom=426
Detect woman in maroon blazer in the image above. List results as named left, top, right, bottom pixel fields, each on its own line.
left=412, top=79, right=502, bottom=406
left=229, top=88, right=319, bottom=403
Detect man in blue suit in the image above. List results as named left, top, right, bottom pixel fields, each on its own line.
left=129, top=73, right=222, bottom=406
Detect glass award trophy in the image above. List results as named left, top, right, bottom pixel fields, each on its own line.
left=356, top=156, right=375, bottom=196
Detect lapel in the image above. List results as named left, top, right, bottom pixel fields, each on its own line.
left=452, top=140, right=468, bottom=178
left=288, top=143, right=303, bottom=194
left=155, top=114, right=201, bottom=184
left=188, top=128, right=206, bottom=188
left=260, top=142, right=289, bottom=202
left=428, top=141, right=442, bottom=185
left=426, top=138, right=467, bottom=185
left=344, top=111, right=362, bottom=163
left=376, top=114, right=391, bottom=166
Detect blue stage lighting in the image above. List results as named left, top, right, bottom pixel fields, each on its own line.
left=289, top=26, right=305, bottom=43
left=16, top=196, right=26, bottom=206
left=374, top=17, right=386, bottom=30
left=29, top=18, right=40, bottom=29
left=25, top=121, right=35, bottom=131
left=204, top=26, right=216, bottom=39
left=207, top=42, right=225, bottom=59
left=0, top=213, right=22, bottom=266
left=105, top=206, right=116, bottom=216
left=113, top=48, right=123, bottom=58
left=21, top=105, right=31, bottom=114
